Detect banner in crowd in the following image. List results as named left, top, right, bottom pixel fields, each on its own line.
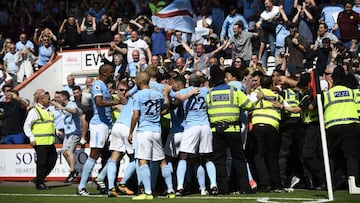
left=152, top=0, right=195, bottom=33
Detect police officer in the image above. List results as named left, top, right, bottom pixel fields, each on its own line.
left=323, top=66, right=360, bottom=189
left=207, top=65, right=254, bottom=194
left=23, top=90, right=57, bottom=190
left=248, top=75, right=283, bottom=192
left=273, top=68, right=305, bottom=188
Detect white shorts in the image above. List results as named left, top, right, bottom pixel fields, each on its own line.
left=89, top=123, right=110, bottom=148
left=62, top=135, right=80, bottom=151
left=165, top=132, right=183, bottom=158
left=109, top=123, right=134, bottom=154
left=179, top=125, right=213, bottom=154
left=135, top=131, right=164, bottom=161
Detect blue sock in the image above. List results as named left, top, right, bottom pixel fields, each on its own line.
left=161, top=165, right=174, bottom=193
left=139, top=164, right=151, bottom=194
left=150, top=161, right=159, bottom=191
left=176, top=160, right=187, bottom=190
left=107, top=159, right=117, bottom=189
left=195, top=164, right=206, bottom=190
left=97, top=159, right=109, bottom=181
left=78, top=158, right=95, bottom=190
left=206, top=161, right=217, bottom=188
left=167, top=161, right=173, bottom=173
left=120, top=160, right=136, bottom=185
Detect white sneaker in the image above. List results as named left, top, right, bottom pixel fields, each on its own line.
left=200, top=189, right=208, bottom=196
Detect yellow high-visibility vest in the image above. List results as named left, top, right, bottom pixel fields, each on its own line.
left=323, top=85, right=359, bottom=129
left=252, top=88, right=283, bottom=130
left=32, top=106, right=55, bottom=145
left=207, top=86, right=253, bottom=132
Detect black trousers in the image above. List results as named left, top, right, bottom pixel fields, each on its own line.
left=278, top=122, right=306, bottom=184
left=327, top=124, right=360, bottom=178
left=302, top=123, right=325, bottom=185
left=251, top=124, right=280, bottom=188
left=34, top=145, right=57, bottom=184
left=213, top=131, right=251, bottom=194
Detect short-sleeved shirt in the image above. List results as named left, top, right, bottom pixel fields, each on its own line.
left=115, top=97, right=133, bottom=127
left=90, top=80, right=113, bottom=127
left=170, top=86, right=210, bottom=129
left=3, top=52, right=18, bottom=74
left=133, top=88, right=164, bottom=133
left=63, top=101, right=82, bottom=136
left=125, top=39, right=149, bottom=63
left=37, top=44, right=54, bottom=66
left=228, top=31, right=254, bottom=61
left=15, top=40, right=34, bottom=52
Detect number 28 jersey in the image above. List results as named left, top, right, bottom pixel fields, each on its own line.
left=133, top=88, right=164, bottom=133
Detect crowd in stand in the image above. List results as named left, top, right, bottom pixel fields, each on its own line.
left=1, top=0, right=360, bottom=198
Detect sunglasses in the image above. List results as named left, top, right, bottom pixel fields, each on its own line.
left=118, top=88, right=127, bottom=92
left=234, top=60, right=241, bottom=63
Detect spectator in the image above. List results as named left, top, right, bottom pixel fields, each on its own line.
left=72, top=85, right=93, bottom=145
left=15, top=33, right=35, bottom=54
left=220, top=5, right=248, bottom=41
left=108, top=33, right=128, bottom=63
left=0, top=38, right=12, bottom=63
left=319, top=0, right=343, bottom=38
left=313, top=22, right=338, bottom=50
left=151, top=25, right=166, bottom=58
left=37, top=37, right=55, bottom=69
left=58, top=16, right=81, bottom=49
left=111, top=17, right=128, bottom=41
left=307, top=38, right=332, bottom=76
left=15, top=47, right=35, bottom=82
left=63, top=74, right=76, bottom=97
left=182, top=40, right=225, bottom=72
left=246, top=54, right=266, bottom=75
left=194, top=5, right=213, bottom=39
left=99, top=49, right=127, bottom=82
left=33, top=27, right=57, bottom=47
left=80, top=13, right=97, bottom=44
left=130, top=15, right=153, bottom=37
left=126, top=49, right=147, bottom=79
left=82, top=0, right=111, bottom=24
left=0, top=85, right=28, bottom=144
left=125, top=30, right=152, bottom=63
left=0, top=66, right=12, bottom=91
left=255, top=0, right=282, bottom=67
left=284, top=23, right=308, bottom=75
left=292, top=2, right=315, bottom=44
left=210, top=0, right=225, bottom=35
left=52, top=90, right=82, bottom=183
left=3, top=43, right=18, bottom=87
left=224, top=21, right=258, bottom=66
left=97, top=14, right=113, bottom=43
left=332, top=0, right=360, bottom=52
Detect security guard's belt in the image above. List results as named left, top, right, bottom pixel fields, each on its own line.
left=210, top=121, right=241, bottom=133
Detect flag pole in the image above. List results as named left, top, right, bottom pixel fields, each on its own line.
left=313, top=69, right=334, bottom=201
left=317, top=94, right=334, bottom=201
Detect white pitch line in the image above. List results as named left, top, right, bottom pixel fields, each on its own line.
left=0, top=193, right=331, bottom=202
